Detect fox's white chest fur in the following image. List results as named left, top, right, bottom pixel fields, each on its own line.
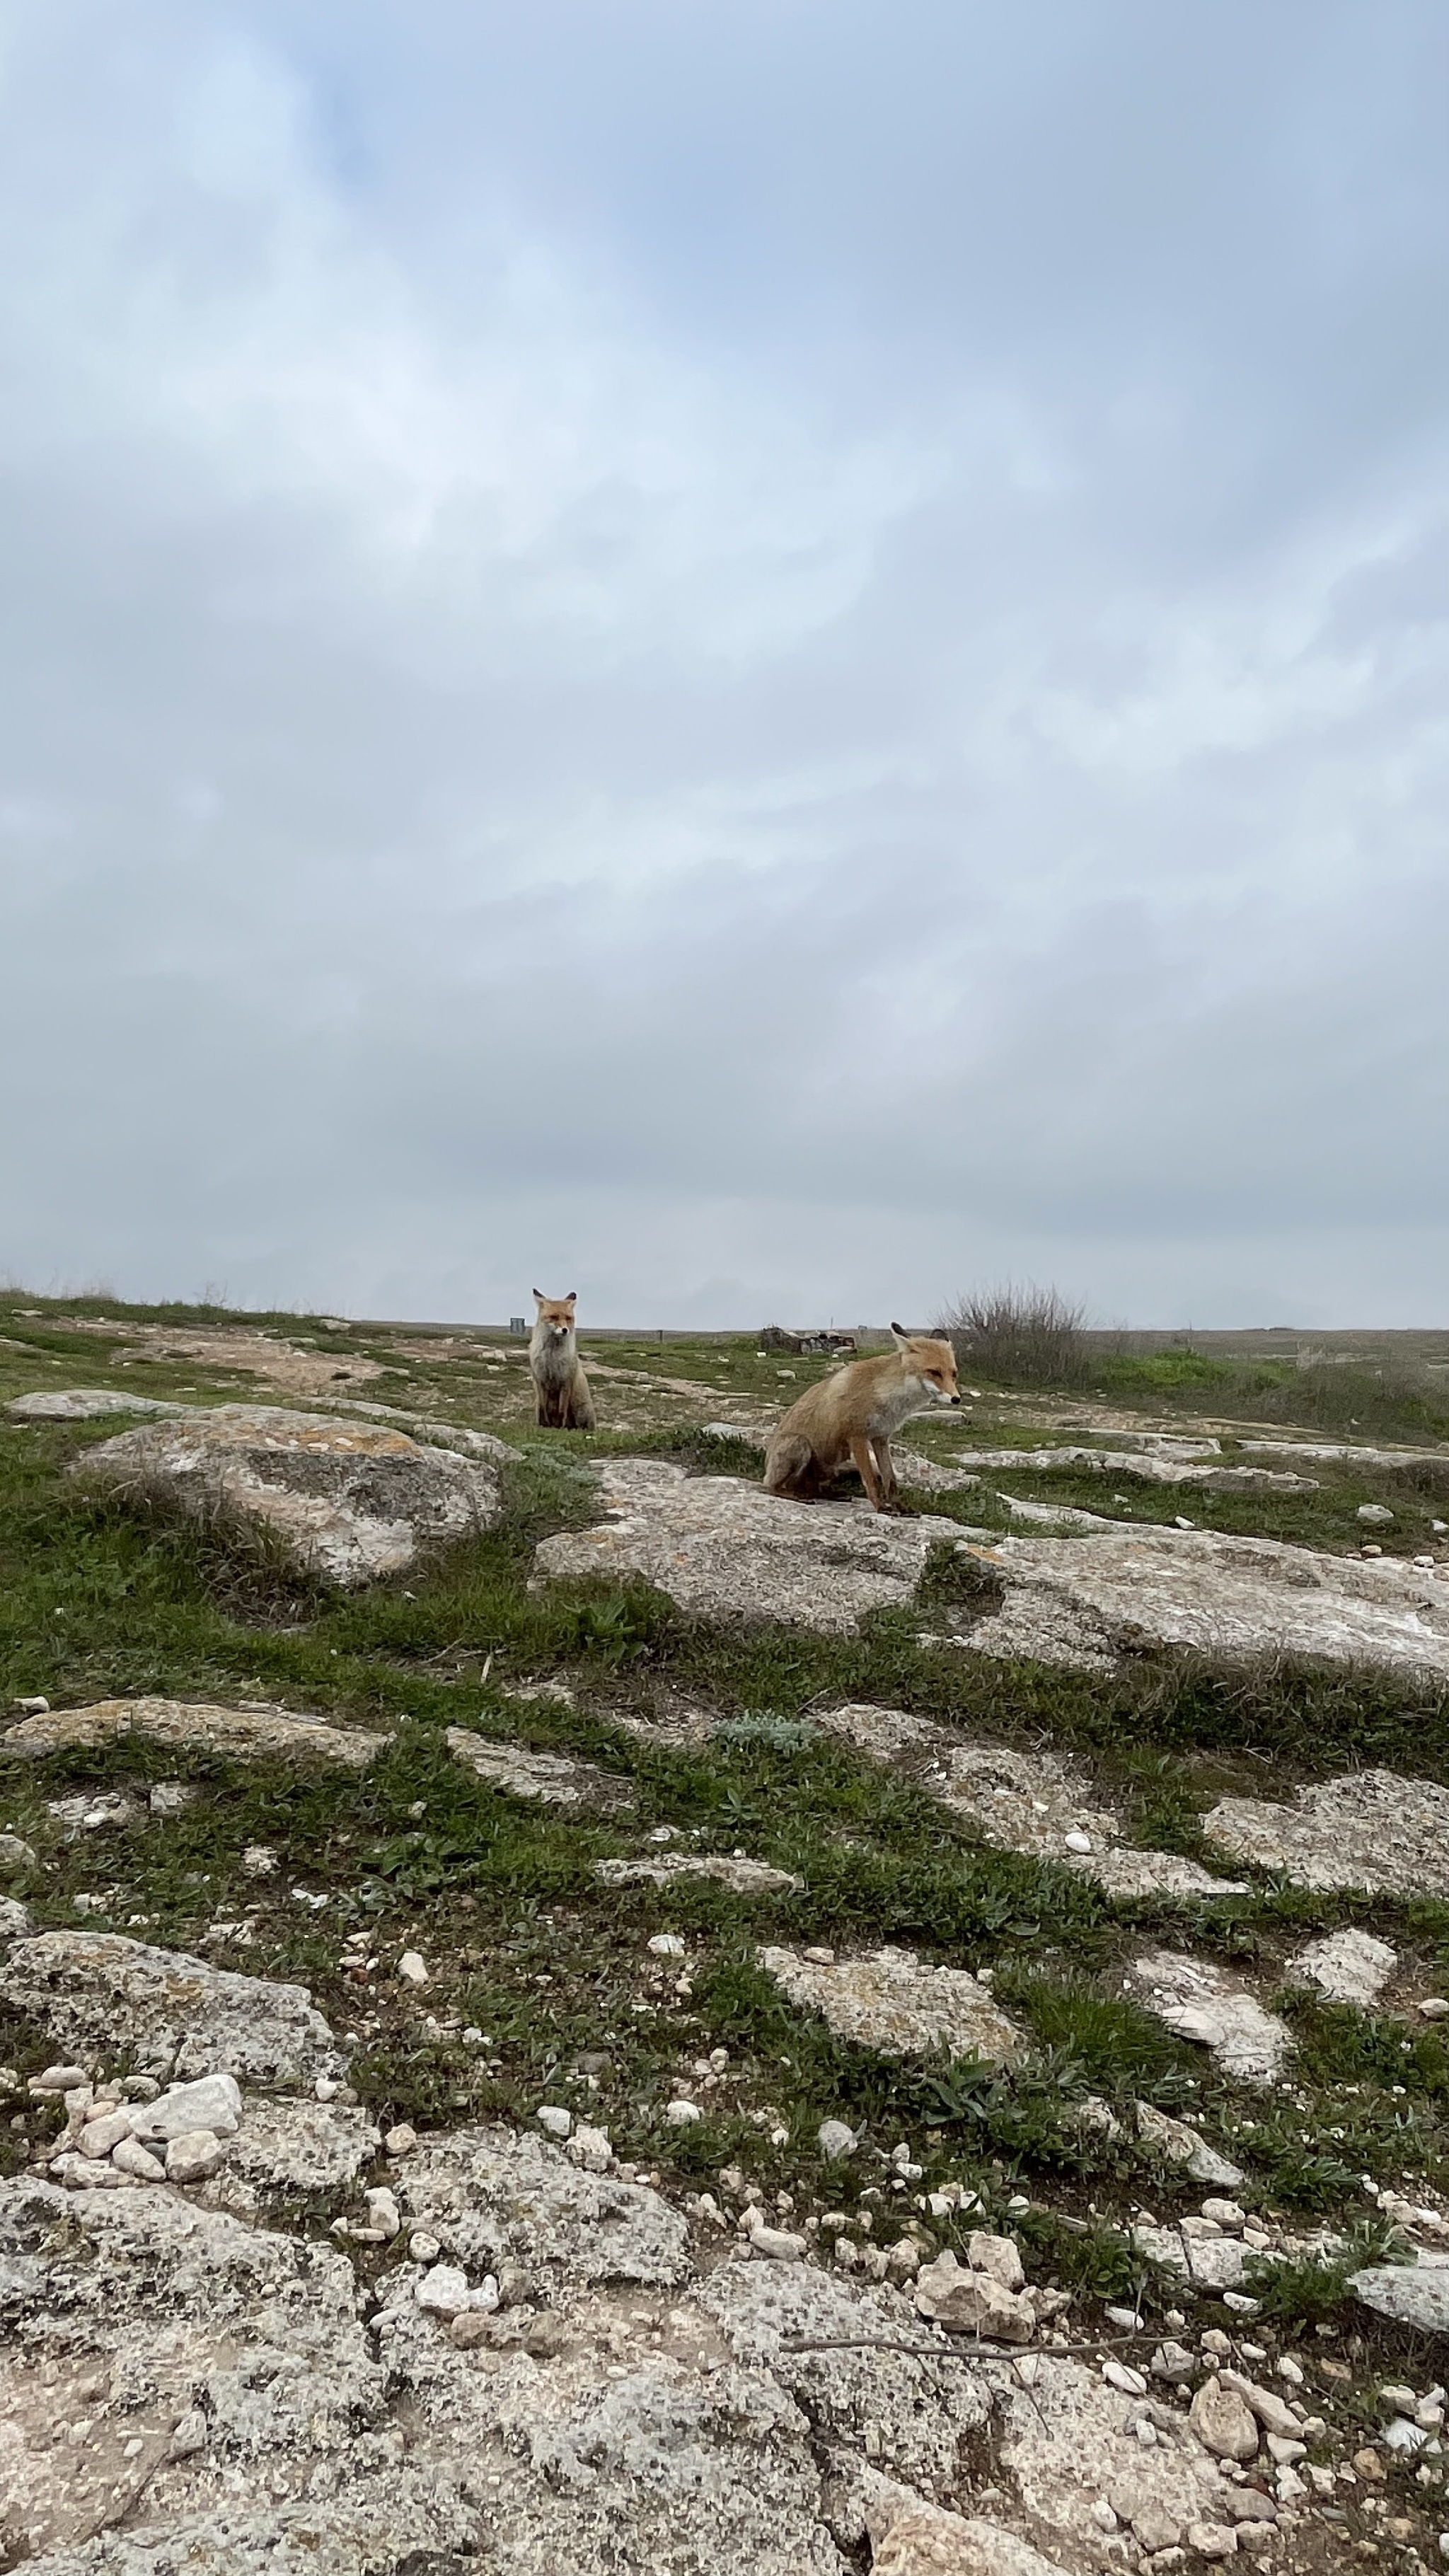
left=867, top=1368, right=947, bottom=1438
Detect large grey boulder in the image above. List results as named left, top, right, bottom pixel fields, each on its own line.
left=0, top=1931, right=342, bottom=2086
left=72, top=1404, right=502, bottom=1587
left=533, top=1457, right=971, bottom=1634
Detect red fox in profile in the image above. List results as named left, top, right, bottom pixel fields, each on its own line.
left=763, top=1324, right=960, bottom=1512
left=529, top=1291, right=597, bottom=1431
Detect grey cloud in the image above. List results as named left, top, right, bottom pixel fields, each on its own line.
left=1, top=0, right=1445, bottom=1323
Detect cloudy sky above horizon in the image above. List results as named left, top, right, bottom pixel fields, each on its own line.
left=2, top=1, right=1445, bottom=1327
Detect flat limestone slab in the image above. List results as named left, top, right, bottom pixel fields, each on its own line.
left=948, top=1446, right=1317, bottom=1492
left=1290, top=1927, right=1398, bottom=2006
left=533, top=1457, right=967, bottom=1634
left=757, top=1943, right=1024, bottom=2064
left=1, top=1696, right=387, bottom=1768
left=0, top=1930, right=342, bottom=2085
left=73, top=1403, right=502, bottom=1588
left=961, top=1526, right=1449, bottom=1682
left=1204, top=1769, right=1449, bottom=1898
left=1128, top=1948, right=1291, bottom=2086
left=813, top=1708, right=1247, bottom=1900
left=7, top=1387, right=188, bottom=1420
left=447, top=1725, right=634, bottom=1810
left=594, top=1852, right=802, bottom=1895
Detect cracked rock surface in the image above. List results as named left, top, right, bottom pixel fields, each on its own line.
left=0, top=1933, right=344, bottom=2087
left=533, top=1457, right=968, bottom=1634
left=958, top=1525, right=1449, bottom=1681
left=1204, top=1768, right=1449, bottom=1897
left=757, top=1944, right=1024, bottom=2064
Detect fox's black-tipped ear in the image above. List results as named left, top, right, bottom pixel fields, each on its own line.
left=532, top=1290, right=543, bottom=1303
left=889, top=1319, right=908, bottom=1343
left=564, top=1290, right=576, bottom=1304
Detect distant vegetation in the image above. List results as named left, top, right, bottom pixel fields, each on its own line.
left=940, top=1283, right=1449, bottom=1441
left=936, top=1284, right=1092, bottom=1389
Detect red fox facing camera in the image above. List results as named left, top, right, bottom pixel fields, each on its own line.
left=529, top=1291, right=597, bottom=1431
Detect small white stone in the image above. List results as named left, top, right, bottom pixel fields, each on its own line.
left=1420, top=1999, right=1449, bottom=2021
left=385, top=2122, right=418, bottom=2156
left=747, top=2224, right=806, bottom=2261
left=536, top=2105, right=572, bottom=2139
left=665, top=2099, right=703, bottom=2125
left=1090, top=2498, right=1119, bottom=2532
left=1357, top=1503, right=1395, bottom=1524
left=567, top=2124, right=613, bottom=2173
left=1064, top=1829, right=1093, bottom=1854
left=647, top=1933, right=686, bottom=1957
left=415, top=2263, right=471, bottom=2318
left=241, top=1845, right=277, bottom=1876
left=112, top=2136, right=167, bottom=2183
left=168, top=2408, right=207, bottom=2459
left=1103, top=2360, right=1148, bottom=2396
left=816, top=2118, right=857, bottom=2160
left=396, top=1951, right=429, bottom=1985
left=408, top=2231, right=441, bottom=2263
left=314, top=2075, right=340, bottom=2101
left=364, top=2187, right=400, bottom=2239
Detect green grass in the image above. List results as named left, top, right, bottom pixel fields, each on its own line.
left=6, top=1295, right=1449, bottom=2332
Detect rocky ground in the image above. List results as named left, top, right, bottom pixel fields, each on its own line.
left=3, top=1300, right=1449, bottom=2573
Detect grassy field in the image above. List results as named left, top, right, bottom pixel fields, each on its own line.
left=3, top=1290, right=1449, bottom=2392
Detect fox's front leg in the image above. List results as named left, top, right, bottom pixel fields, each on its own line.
left=870, top=1435, right=913, bottom=1513
left=849, top=1433, right=889, bottom=1511
left=871, top=1436, right=906, bottom=1510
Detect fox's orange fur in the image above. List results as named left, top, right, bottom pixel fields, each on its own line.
left=529, top=1290, right=597, bottom=1431
left=763, top=1324, right=960, bottom=1512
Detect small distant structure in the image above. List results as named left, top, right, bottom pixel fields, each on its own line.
left=758, top=1325, right=858, bottom=1357
left=509, top=1316, right=527, bottom=1336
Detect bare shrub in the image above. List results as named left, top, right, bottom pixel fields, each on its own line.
left=937, top=1283, right=1090, bottom=1390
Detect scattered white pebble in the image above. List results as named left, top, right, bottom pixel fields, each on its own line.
left=536, top=2105, right=572, bottom=2139
left=415, top=2263, right=471, bottom=2318
left=647, top=1933, right=686, bottom=1957
left=396, top=1951, right=429, bottom=1985
left=408, top=2231, right=441, bottom=2263
left=665, top=2099, right=703, bottom=2125
left=1064, top=1830, right=1092, bottom=1854
left=314, top=2075, right=340, bottom=2102
left=385, top=2122, right=418, bottom=2157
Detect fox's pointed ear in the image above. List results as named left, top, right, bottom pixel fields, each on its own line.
left=889, top=1320, right=909, bottom=1346
left=532, top=1290, right=544, bottom=1304
left=564, top=1290, right=576, bottom=1305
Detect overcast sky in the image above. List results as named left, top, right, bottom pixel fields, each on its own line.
left=1, top=1, right=1445, bottom=1327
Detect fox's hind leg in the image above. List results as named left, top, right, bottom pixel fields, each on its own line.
left=562, top=1370, right=597, bottom=1432
left=763, top=1433, right=819, bottom=1498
